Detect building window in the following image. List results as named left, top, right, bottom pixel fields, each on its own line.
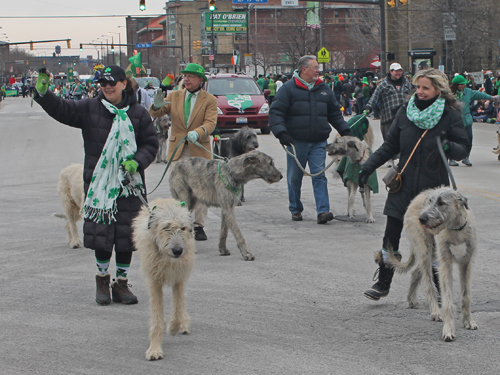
left=277, top=10, right=281, bottom=18
left=334, top=10, right=339, bottom=18
left=270, top=13, right=274, bottom=19
left=345, top=9, right=349, bottom=18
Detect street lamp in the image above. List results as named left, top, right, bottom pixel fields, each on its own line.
left=101, top=35, right=109, bottom=65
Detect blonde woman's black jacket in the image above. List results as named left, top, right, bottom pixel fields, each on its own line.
left=361, top=102, right=469, bottom=221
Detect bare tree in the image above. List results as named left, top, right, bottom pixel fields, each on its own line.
left=406, top=0, right=499, bottom=72
left=344, top=7, right=380, bottom=69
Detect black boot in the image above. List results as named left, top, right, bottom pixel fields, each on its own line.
left=364, top=251, right=401, bottom=301
left=111, top=278, right=138, bottom=305
left=95, top=273, right=111, bottom=306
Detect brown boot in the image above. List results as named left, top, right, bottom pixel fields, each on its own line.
left=111, top=278, right=138, bottom=305
left=95, top=273, right=111, bottom=306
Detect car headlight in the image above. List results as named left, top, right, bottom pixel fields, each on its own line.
left=217, top=107, right=223, bottom=115
left=259, top=103, right=269, bottom=114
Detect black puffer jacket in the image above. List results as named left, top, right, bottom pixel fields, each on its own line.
left=270, top=77, right=349, bottom=142
left=361, top=101, right=470, bottom=221
left=35, top=89, right=158, bottom=253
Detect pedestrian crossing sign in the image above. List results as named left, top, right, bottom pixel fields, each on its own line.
left=317, top=47, right=329, bottom=63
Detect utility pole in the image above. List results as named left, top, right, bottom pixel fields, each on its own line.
left=379, top=0, right=387, bottom=76
left=188, top=25, right=192, bottom=63
left=179, top=23, right=184, bottom=65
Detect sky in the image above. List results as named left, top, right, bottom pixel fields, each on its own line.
left=0, top=0, right=167, bottom=59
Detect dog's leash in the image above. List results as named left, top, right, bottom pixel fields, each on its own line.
left=436, top=136, right=457, bottom=191
left=120, top=167, right=150, bottom=210
left=282, top=113, right=369, bottom=178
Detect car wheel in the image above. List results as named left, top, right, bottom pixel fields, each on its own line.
left=260, top=126, right=271, bottom=135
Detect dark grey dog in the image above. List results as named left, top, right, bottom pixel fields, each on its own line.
left=219, top=126, right=259, bottom=204
left=169, top=150, right=282, bottom=261
left=155, top=116, right=171, bottom=163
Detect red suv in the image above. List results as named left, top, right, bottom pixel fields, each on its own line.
left=204, top=73, right=271, bottom=134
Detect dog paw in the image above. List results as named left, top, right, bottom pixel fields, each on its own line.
left=219, top=247, right=231, bottom=256
left=366, top=217, right=375, bottom=223
left=431, top=313, right=443, bottom=322
left=464, top=320, right=478, bottom=330
left=243, top=253, right=255, bottom=261
left=442, top=330, right=455, bottom=342
left=145, top=347, right=164, bottom=361
left=70, top=239, right=82, bottom=248
left=408, top=301, right=418, bottom=309
left=168, top=321, right=190, bottom=335
left=237, top=201, right=242, bottom=206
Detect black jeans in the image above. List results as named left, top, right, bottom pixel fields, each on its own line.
left=382, top=215, right=404, bottom=253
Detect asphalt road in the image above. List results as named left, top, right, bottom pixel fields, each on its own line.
left=1, top=96, right=500, bottom=375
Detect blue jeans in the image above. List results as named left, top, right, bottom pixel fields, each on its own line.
left=286, top=140, right=330, bottom=215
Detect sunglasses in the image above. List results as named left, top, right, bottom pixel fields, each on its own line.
left=99, top=80, right=118, bottom=87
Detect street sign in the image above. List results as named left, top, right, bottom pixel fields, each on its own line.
left=444, top=28, right=456, bottom=41
left=209, top=54, right=214, bottom=61
left=244, top=53, right=252, bottom=65
left=147, top=69, right=152, bottom=75
left=282, top=0, right=299, bottom=5
left=232, top=0, right=268, bottom=3
left=317, top=47, right=329, bottom=63
left=136, top=43, right=152, bottom=48
left=80, top=60, right=89, bottom=64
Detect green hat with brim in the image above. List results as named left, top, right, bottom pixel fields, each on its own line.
left=362, top=77, right=369, bottom=85
left=180, top=63, right=207, bottom=82
left=452, top=75, right=467, bottom=85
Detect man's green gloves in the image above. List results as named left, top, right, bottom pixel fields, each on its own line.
left=36, top=68, right=50, bottom=96
left=152, top=89, right=170, bottom=109
left=121, top=159, right=139, bottom=174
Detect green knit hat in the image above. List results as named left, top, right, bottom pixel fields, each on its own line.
left=181, top=63, right=207, bottom=82
left=452, top=75, right=467, bottom=85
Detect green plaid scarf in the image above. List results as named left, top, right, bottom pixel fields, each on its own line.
left=406, top=94, right=445, bottom=130
left=83, top=99, right=145, bottom=224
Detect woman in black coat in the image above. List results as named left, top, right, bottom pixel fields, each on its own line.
left=34, top=66, right=158, bottom=306
left=357, top=68, right=470, bottom=301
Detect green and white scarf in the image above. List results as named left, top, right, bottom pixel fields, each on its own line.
left=83, top=99, right=144, bottom=224
left=406, top=94, right=445, bottom=130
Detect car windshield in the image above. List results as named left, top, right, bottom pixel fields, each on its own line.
left=206, top=78, right=262, bottom=96
left=135, top=77, right=160, bottom=89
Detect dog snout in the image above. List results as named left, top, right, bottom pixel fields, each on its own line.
left=171, top=246, right=183, bottom=258
left=419, top=215, right=428, bottom=225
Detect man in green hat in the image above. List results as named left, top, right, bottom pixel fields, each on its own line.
left=149, top=63, right=217, bottom=241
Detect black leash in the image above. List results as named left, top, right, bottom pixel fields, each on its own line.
left=436, top=136, right=457, bottom=191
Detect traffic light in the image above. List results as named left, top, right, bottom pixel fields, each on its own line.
left=387, top=52, right=395, bottom=61
left=193, top=41, right=197, bottom=50
left=80, top=44, right=83, bottom=51
left=139, top=0, right=146, bottom=11
left=111, top=43, right=115, bottom=52
left=197, top=40, right=201, bottom=49
left=58, top=60, right=61, bottom=65
left=73, top=60, right=76, bottom=66
left=26, top=60, right=29, bottom=65
left=208, top=0, right=215, bottom=12
left=43, top=60, right=45, bottom=64
left=30, top=41, right=34, bottom=51
left=67, top=39, right=71, bottom=49
left=399, top=0, right=407, bottom=4
left=388, top=0, right=395, bottom=7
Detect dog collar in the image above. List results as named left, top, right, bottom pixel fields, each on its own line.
left=450, top=215, right=468, bottom=231
left=355, top=149, right=366, bottom=163
left=217, top=162, right=241, bottom=196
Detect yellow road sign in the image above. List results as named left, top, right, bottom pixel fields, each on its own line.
left=317, top=47, right=330, bottom=63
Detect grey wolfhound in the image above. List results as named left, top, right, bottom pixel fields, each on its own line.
left=325, top=135, right=375, bottom=223
left=53, top=163, right=84, bottom=248
left=132, top=198, right=196, bottom=360
left=218, top=126, right=259, bottom=204
left=155, top=116, right=171, bottom=163
left=386, top=187, right=477, bottom=341
left=169, top=150, right=283, bottom=261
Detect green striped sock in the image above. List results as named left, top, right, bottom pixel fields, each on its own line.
left=96, top=258, right=110, bottom=275
left=116, top=263, right=130, bottom=279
